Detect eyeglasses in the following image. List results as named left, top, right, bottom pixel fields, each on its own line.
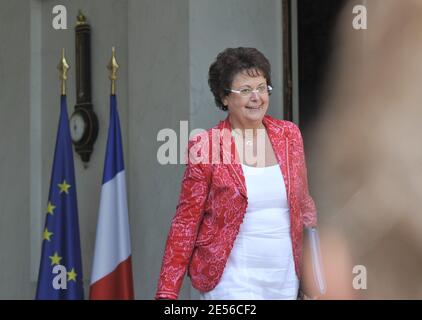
left=226, top=84, right=272, bottom=97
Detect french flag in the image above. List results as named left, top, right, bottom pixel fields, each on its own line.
left=89, top=95, right=134, bottom=299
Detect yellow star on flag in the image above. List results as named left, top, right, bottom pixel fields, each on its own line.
left=43, top=228, right=53, bottom=241
left=49, top=252, right=62, bottom=266
left=46, top=201, right=56, bottom=215
left=67, top=268, right=77, bottom=282
left=58, top=180, right=71, bottom=194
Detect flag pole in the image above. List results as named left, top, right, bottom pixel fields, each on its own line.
left=36, top=48, right=84, bottom=300
left=57, top=48, right=69, bottom=95
left=107, top=46, right=119, bottom=95
left=90, top=45, right=134, bottom=299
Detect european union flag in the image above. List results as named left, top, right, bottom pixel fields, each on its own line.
left=35, top=95, right=84, bottom=299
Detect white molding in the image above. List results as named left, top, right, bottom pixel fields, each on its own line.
left=276, top=0, right=283, bottom=119
left=291, top=0, right=299, bottom=126
left=29, top=0, right=42, bottom=283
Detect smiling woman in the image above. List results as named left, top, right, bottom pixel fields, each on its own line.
left=155, top=47, right=318, bottom=300
left=222, top=72, right=271, bottom=130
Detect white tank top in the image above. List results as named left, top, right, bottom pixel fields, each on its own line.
left=200, top=164, right=299, bottom=300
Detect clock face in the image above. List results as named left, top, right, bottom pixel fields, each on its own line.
left=69, top=112, right=86, bottom=143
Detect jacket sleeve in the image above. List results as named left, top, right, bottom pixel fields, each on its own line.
left=155, top=138, right=211, bottom=300
left=294, top=124, right=318, bottom=228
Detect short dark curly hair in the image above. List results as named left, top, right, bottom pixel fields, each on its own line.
left=208, top=47, right=272, bottom=111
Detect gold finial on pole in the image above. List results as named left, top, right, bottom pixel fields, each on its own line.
left=76, top=10, right=87, bottom=25
left=57, top=48, right=70, bottom=95
left=107, top=46, right=119, bottom=95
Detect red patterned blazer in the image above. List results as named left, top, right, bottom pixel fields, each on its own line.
left=155, top=115, right=317, bottom=299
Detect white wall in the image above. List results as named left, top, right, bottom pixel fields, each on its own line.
left=189, top=0, right=283, bottom=131
left=127, top=0, right=191, bottom=300
left=0, top=0, right=31, bottom=299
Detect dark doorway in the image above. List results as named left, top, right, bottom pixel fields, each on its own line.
left=297, top=0, right=347, bottom=138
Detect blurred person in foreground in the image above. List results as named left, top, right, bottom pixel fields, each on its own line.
left=308, top=0, right=422, bottom=299
left=156, top=47, right=318, bottom=300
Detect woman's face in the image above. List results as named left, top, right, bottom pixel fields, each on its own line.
left=222, top=71, right=269, bottom=128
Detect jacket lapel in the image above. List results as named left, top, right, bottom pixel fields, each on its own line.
left=218, top=117, right=247, bottom=198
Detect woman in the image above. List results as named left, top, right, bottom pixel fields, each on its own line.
left=155, top=47, right=317, bottom=300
